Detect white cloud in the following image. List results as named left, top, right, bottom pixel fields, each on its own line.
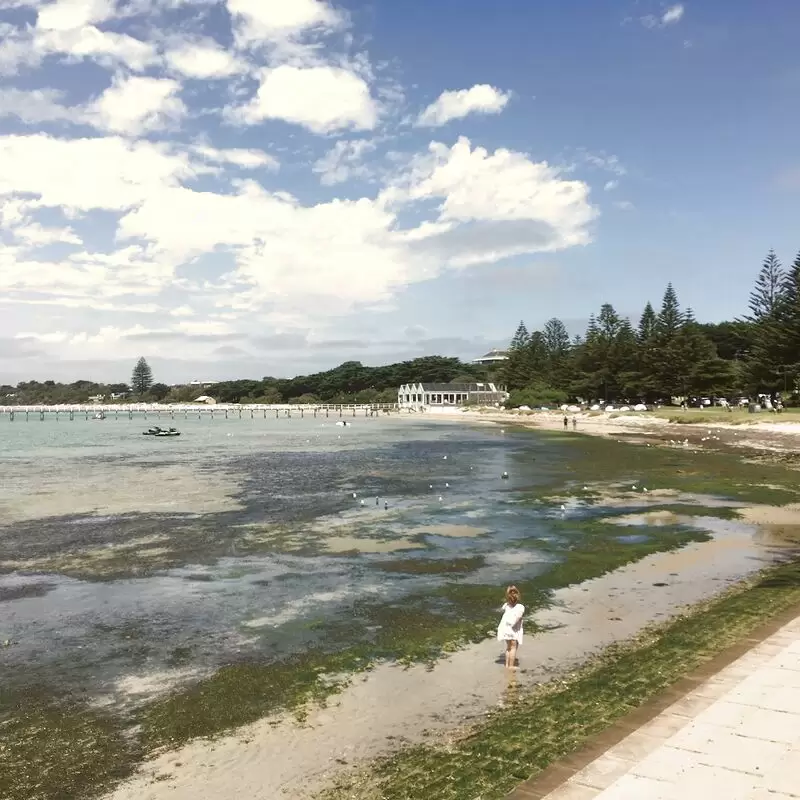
left=0, top=1, right=603, bottom=368
left=85, top=75, right=186, bottom=135
left=613, top=200, right=635, bottom=211
left=416, top=84, right=510, bottom=127
left=192, top=145, right=279, bottom=171
left=312, top=139, right=377, bottom=185
left=0, top=79, right=189, bottom=136
left=164, top=38, right=247, bottom=79
left=232, top=64, right=378, bottom=133
left=641, top=3, right=685, bottom=29
left=226, top=0, right=343, bottom=47
left=0, top=88, right=77, bottom=124
left=0, top=132, right=595, bottom=328
left=661, top=4, right=685, bottom=25
left=37, top=25, right=158, bottom=71
left=603, top=179, right=618, bottom=191
left=36, top=0, right=117, bottom=31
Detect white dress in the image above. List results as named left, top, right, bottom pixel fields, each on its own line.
left=496, top=602, right=525, bottom=645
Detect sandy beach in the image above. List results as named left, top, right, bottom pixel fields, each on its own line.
left=100, top=409, right=800, bottom=800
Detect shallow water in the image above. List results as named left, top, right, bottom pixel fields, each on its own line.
left=0, top=415, right=565, bottom=704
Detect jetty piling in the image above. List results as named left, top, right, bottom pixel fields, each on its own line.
left=0, top=402, right=398, bottom=425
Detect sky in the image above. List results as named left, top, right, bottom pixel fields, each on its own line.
left=1, top=0, right=799, bottom=384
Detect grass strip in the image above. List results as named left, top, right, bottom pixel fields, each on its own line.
left=319, top=557, right=800, bottom=800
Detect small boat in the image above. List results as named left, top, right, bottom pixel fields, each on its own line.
left=142, top=427, right=181, bottom=437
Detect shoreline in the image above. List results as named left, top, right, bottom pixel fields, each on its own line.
left=103, top=518, right=792, bottom=800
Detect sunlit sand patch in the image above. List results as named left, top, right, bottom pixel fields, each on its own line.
left=0, top=463, right=244, bottom=524
left=735, top=503, right=800, bottom=526
left=407, top=524, right=488, bottom=539
left=324, top=536, right=421, bottom=554
left=603, top=510, right=690, bottom=527
left=0, top=540, right=177, bottom=576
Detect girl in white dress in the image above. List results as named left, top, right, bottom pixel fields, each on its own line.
left=497, top=585, right=525, bottom=669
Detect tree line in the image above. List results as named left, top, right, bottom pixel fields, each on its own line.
left=501, top=249, right=800, bottom=408
left=0, top=357, right=488, bottom=406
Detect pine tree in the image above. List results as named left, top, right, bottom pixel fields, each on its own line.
left=542, top=318, right=571, bottom=386
left=509, top=321, right=530, bottom=351
left=542, top=318, right=570, bottom=361
left=637, top=302, right=657, bottom=343
left=131, top=357, right=153, bottom=396
left=745, top=252, right=791, bottom=394
left=651, top=285, right=690, bottom=399
left=503, top=321, right=532, bottom=389
left=776, top=251, right=800, bottom=392
left=746, top=250, right=784, bottom=322
left=656, top=283, right=685, bottom=336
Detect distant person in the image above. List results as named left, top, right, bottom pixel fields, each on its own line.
left=497, top=585, right=525, bottom=669
left=572, top=416, right=577, bottom=430
left=563, top=415, right=568, bottom=430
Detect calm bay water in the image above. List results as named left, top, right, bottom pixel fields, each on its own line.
left=0, top=415, right=566, bottom=705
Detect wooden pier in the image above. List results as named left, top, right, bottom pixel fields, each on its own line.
left=0, top=403, right=400, bottom=422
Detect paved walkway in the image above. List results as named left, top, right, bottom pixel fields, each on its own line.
left=509, top=614, right=800, bottom=800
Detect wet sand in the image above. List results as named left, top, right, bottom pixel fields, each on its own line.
left=103, top=515, right=786, bottom=800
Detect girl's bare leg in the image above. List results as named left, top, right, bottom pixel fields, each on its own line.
left=505, top=641, right=513, bottom=668
left=509, top=641, right=518, bottom=668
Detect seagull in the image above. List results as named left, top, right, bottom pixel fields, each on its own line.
left=583, top=486, right=589, bottom=491
left=429, top=484, right=433, bottom=489
left=384, top=501, right=388, bottom=510
left=560, top=504, right=566, bottom=512
left=632, top=485, right=637, bottom=491
left=352, top=492, right=357, bottom=498
left=360, top=499, right=365, bottom=506
left=443, top=455, right=448, bottom=460
left=445, top=482, right=449, bottom=488
left=438, top=496, right=443, bottom=501
left=643, top=488, right=648, bottom=493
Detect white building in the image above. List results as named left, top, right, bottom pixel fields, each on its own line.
left=397, top=382, right=508, bottom=409
left=472, top=349, right=509, bottom=366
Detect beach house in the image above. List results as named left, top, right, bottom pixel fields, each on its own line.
left=397, top=382, right=508, bottom=409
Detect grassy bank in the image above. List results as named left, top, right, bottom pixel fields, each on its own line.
left=319, top=557, right=800, bottom=800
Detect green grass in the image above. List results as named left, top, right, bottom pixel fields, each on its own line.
left=372, top=556, right=486, bottom=575
left=649, top=406, right=800, bottom=425
left=319, top=557, right=800, bottom=800
left=0, top=690, right=139, bottom=800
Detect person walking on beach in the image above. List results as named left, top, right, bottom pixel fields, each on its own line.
left=572, top=416, right=577, bottom=430
left=497, top=585, right=525, bottom=669
left=563, top=415, right=568, bottom=430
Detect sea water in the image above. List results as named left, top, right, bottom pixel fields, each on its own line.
left=0, top=415, right=564, bottom=705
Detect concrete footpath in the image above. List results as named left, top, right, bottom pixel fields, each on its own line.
left=508, top=613, right=800, bottom=800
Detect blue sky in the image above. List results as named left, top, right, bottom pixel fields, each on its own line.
left=0, top=0, right=798, bottom=383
